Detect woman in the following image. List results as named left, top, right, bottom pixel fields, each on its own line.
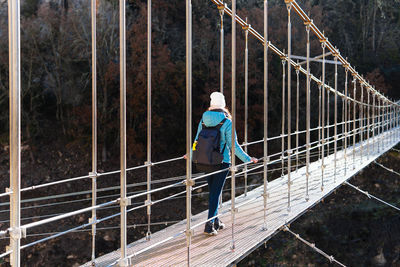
left=192, top=92, right=258, bottom=236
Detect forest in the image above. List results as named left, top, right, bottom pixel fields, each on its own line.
left=0, top=0, right=399, bottom=164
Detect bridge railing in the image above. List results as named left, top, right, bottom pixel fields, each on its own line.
left=2, top=0, right=400, bottom=266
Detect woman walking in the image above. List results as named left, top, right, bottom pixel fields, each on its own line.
left=191, top=92, right=258, bottom=236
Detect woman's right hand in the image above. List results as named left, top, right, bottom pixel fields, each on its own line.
left=250, top=157, right=258, bottom=164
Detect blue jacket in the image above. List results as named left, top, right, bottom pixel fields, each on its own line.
left=194, top=110, right=251, bottom=164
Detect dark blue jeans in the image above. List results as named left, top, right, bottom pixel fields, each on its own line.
left=207, top=163, right=230, bottom=223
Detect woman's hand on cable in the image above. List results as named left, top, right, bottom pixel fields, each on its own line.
left=250, top=157, right=258, bottom=164
left=183, top=154, right=188, bottom=160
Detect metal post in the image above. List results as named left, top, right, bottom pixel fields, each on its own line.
left=243, top=19, right=249, bottom=196
left=342, top=93, right=344, bottom=149
left=281, top=55, right=286, bottom=177
left=372, top=92, right=375, bottom=153
left=218, top=4, right=224, bottom=93
left=333, top=52, right=338, bottom=181
left=344, top=66, right=348, bottom=175
left=352, top=76, right=356, bottom=169
left=386, top=100, right=389, bottom=147
left=367, top=89, right=370, bottom=159
left=327, top=84, right=330, bottom=156
left=360, top=83, right=364, bottom=162
left=262, top=0, right=269, bottom=230
left=9, top=0, right=22, bottom=265
left=305, top=23, right=310, bottom=201
left=295, top=65, right=299, bottom=172
left=185, top=0, right=193, bottom=265
left=146, top=0, right=152, bottom=241
left=230, top=0, right=237, bottom=251
left=318, top=81, right=321, bottom=162
left=286, top=1, right=292, bottom=211
left=321, top=40, right=326, bottom=191
left=378, top=97, right=381, bottom=153
left=119, top=0, right=128, bottom=264
left=381, top=98, right=384, bottom=149
left=90, top=0, right=97, bottom=263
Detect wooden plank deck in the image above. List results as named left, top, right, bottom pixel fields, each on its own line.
left=82, top=132, right=398, bottom=267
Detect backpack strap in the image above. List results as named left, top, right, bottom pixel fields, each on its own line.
left=218, top=118, right=227, bottom=153
left=202, top=117, right=227, bottom=129
left=216, top=118, right=227, bottom=129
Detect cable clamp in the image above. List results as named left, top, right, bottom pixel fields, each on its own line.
left=9, top=227, right=26, bottom=239
left=242, top=23, right=250, bottom=31
left=183, top=179, right=195, bottom=187
left=118, top=258, right=130, bottom=267
left=185, top=229, right=194, bottom=238
left=230, top=166, right=238, bottom=172
left=145, top=161, right=153, bottom=167
left=89, top=216, right=97, bottom=225
left=329, top=255, right=335, bottom=263
left=287, top=181, right=293, bottom=186
left=231, top=208, right=239, bottom=214
left=119, top=197, right=131, bottom=207
left=261, top=193, right=269, bottom=198
left=89, top=172, right=98, bottom=180
left=145, top=200, right=153, bottom=207
left=146, top=231, right=152, bottom=241
left=287, top=149, right=293, bottom=155
left=6, top=187, right=12, bottom=193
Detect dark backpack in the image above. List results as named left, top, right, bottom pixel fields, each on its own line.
left=193, top=117, right=227, bottom=173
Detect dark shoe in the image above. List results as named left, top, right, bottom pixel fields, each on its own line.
left=204, top=221, right=218, bottom=236
left=214, top=217, right=225, bottom=230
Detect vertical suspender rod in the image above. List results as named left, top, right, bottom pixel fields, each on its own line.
left=360, top=83, right=364, bottom=162
left=9, top=0, right=22, bottom=265
left=286, top=0, right=292, bottom=211
left=119, top=0, right=128, bottom=264
left=146, top=0, right=152, bottom=241
left=367, top=89, right=370, bottom=159
left=243, top=19, right=249, bottom=196
left=344, top=66, right=348, bottom=175
left=185, top=0, right=193, bottom=265
left=333, top=51, right=338, bottom=181
left=262, top=0, right=269, bottom=230
left=372, top=92, right=375, bottom=153
left=305, top=22, right=310, bottom=201
left=230, top=0, right=237, bottom=251
left=352, top=76, right=356, bottom=169
left=295, top=65, right=299, bottom=172
left=321, top=40, right=326, bottom=191
left=218, top=4, right=225, bottom=93
left=281, top=55, right=286, bottom=177
left=90, top=0, right=98, bottom=263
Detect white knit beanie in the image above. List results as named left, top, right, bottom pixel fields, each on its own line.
left=210, top=92, right=226, bottom=109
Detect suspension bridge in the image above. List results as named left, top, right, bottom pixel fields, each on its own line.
left=2, top=0, right=400, bottom=266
